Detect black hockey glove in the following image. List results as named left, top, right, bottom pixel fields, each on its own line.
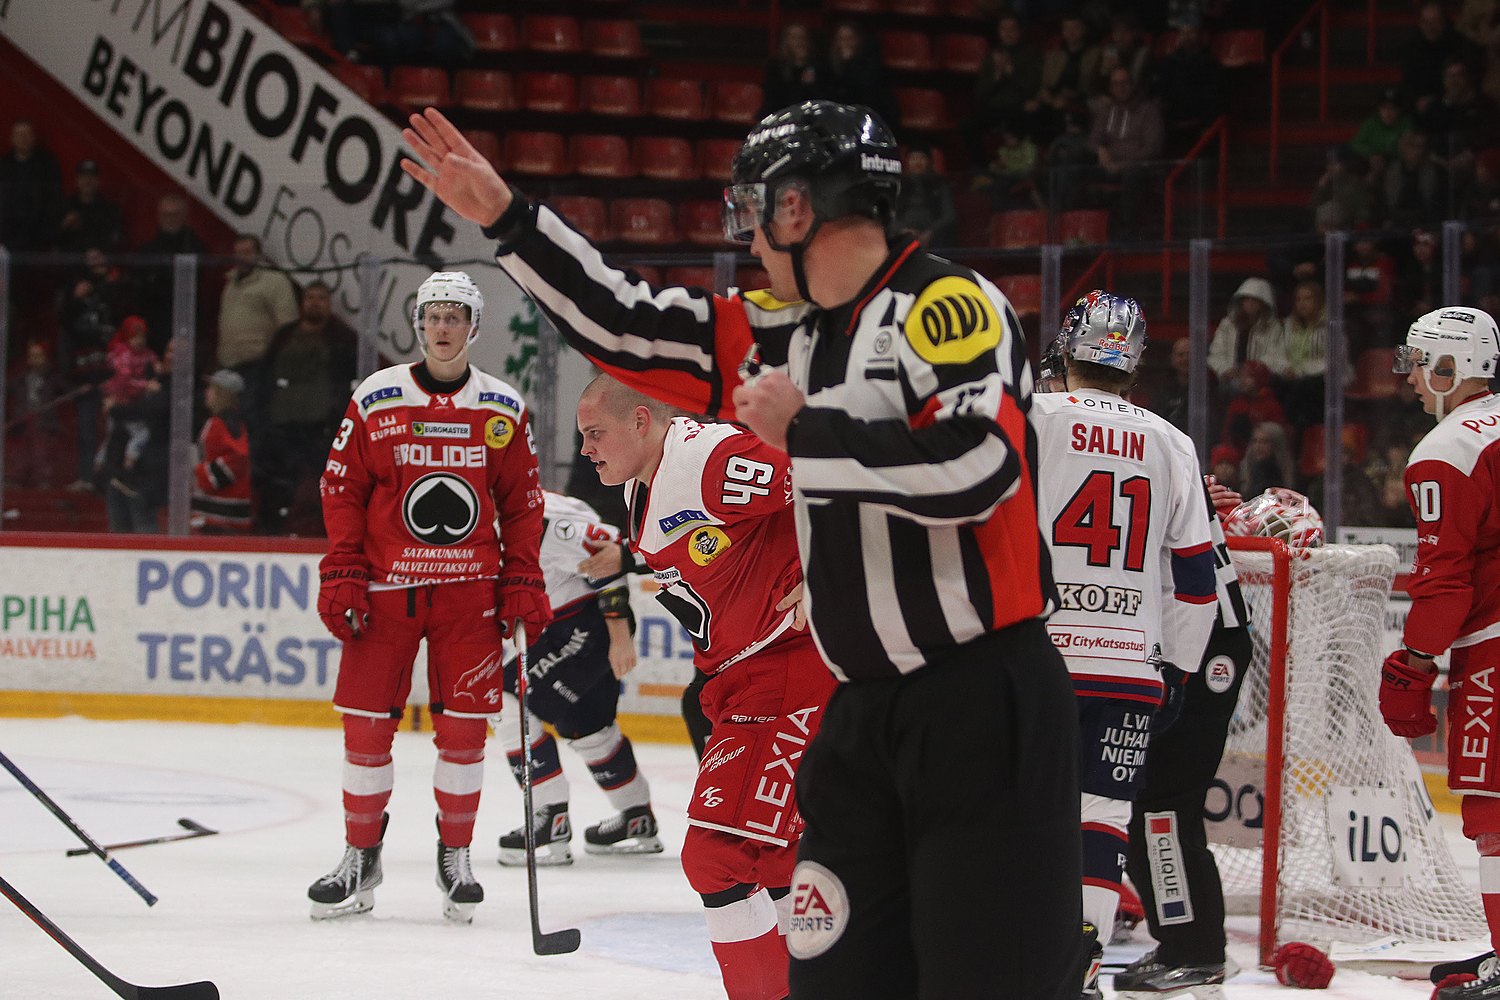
left=1150, top=661, right=1188, bottom=736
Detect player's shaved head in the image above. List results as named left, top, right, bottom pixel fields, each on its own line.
left=580, top=373, right=679, bottom=421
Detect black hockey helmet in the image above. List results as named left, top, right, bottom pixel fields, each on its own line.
left=723, top=100, right=902, bottom=246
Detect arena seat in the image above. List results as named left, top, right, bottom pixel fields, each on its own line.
left=938, top=33, right=989, bottom=73
left=333, top=63, right=386, bottom=106
left=698, top=138, right=741, bottom=181
left=546, top=196, right=610, bottom=243
left=710, top=81, right=764, bottom=124
left=463, top=14, right=518, bottom=53
left=504, top=131, right=569, bottom=176
left=881, top=31, right=934, bottom=72
left=635, top=137, right=698, bottom=181
left=388, top=67, right=450, bottom=113
left=454, top=70, right=515, bottom=113
left=571, top=134, right=635, bottom=178
left=582, top=75, right=642, bottom=117
left=523, top=15, right=582, bottom=53
left=894, top=87, right=948, bottom=129
left=646, top=78, right=707, bottom=121
left=1057, top=209, right=1110, bottom=246
left=612, top=199, right=678, bottom=245
left=517, top=72, right=579, bottom=114
left=463, top=130, right=505, bottom=171
left=679, top=200, right=728, bottom=247
left=990, top=209, right=1049, bottom=248
left=586, top=20, right=646, bottom=58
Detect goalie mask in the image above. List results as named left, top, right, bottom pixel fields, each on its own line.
left=1393, top=306, right=1500, bottom=419
left=1222, top=487, right=1325, bottom=549
left=412, top=271, right=484, bottom=355
left=1061, top=290, right=1148, bottom=374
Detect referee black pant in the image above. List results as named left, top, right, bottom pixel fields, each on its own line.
left=789, top=619, right=1085, bottom=1000
left=1126, top=621, right=1253, bottom=966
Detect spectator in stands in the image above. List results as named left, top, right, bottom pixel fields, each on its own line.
left=1151, top=15, right=1227, bottom=148
left=1208, top=443, right=1242, bottom=493
left=255, top=280, right=358, bottom=533
left=823, top=21, right=900, bottom=129
left=1310, top=145, right=1374, bottom=229
left=1417, top=59, right=1500, bottom=163
left=1345, top=235, right=1398, bottom=349
left=304, top=0, right=472, bottom=67
left=1142, top=334, right=1222, bottom=436
left=99, top=341, right=173, bottom=533
left=1237, top=419, right=1296, bottom=498
left=1400, top=2, right=1481, bottom=116
left=217, top=233, right=299, bottom=423
left=1381, top=129, right=1448, bottom=228
left=1095, top=11, right=1152, bottom=98
left=58, top=249, right=132, bottom=492
left=893, top=142, right=957, bottom=248
left=1038, top=109, right=1096, bottom=211
left=7, top=342, right=67, bottom=489
left=56, top=160, right=123, bottom=254
left=1222, top=361, right=1289, bottom=453
left=974, top=125, right=1041, bottom=210
left=1273, top=279, right=1336, bottom=430
left=760, top=22, right=825, bottom=119
left=1027, top=14, right=1101, bottom=140
left=1085, top=66, right=1164, bottom=239
left=1306, top=455, right=1381, bottom=527
left=1374, top=472, right=1417, bottom=527
left=1465, top=148, right=1500, bottom=216
left=961, top=12, right=1044, bottom=162
left=1350, top=89, right=1412, bottom=181
left=0, top=118, right=61, bottom=252
left=101, top=315, right=160, bottom=482
left=1397, top=229, right=1444, bottom=330
left=135, top=191, right=208, bottom=353
left=191, top=369, right=252, bottom=535
left=1208, top=276, right=1281, bottom=382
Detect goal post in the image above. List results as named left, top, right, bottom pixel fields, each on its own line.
left=1215, top=537, right=1486, bottom=969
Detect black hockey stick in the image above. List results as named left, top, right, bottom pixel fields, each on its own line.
left=515, top=620, right=582, bottom=956
left=0, top=872, right=219, bottom=999
left=66, top=818, right=219, bottom=857
left=0, top=750, right=158, bottom=906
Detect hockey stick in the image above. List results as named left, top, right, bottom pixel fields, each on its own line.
left=0, top=750, right=158, bottom=906
left=0, top=872, right=219, bottom=999
left=515, top=619, right=582, bottom=956
left=66, top=818, right=219, bottom=857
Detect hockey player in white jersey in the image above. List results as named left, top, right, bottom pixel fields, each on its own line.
left=495, top=490, right=661, bottom=866
left=1032, top=292, right=1219, bottom=997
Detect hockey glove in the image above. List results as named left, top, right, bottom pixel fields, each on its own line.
left=1379, top=648, right=1438, bottom=738
left=1150, top=661, right=1188, bottom=736
left=318, top=565, right=371, bottom=642
left=497, top=573, right=551, bottom=639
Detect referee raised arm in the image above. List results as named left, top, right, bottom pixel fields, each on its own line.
left=403, top=100, right=1084, bottom=1000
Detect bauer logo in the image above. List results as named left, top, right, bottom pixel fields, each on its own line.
left=786, top=861, right=850, bottom=959
left=1145, top=811, right=1195, bottom=926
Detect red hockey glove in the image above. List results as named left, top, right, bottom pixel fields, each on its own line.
left=1379, top=648, right=1438, bottom=738
left=497, top=573, right=551, bottom=640
left=1272, top=942, right=1334, bottom=988
left=318, top=565, right=370, bottom=642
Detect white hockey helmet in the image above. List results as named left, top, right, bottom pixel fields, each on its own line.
left=1222, top=488, right=1325, bottom=549
left=1394, top=306, right=1500, bottom=382
left=1061, top=290, right=1148, bottom=374
left=412, top=270, right=484, bottom=352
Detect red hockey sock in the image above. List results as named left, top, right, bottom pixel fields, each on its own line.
left=342, top=715, right=398, bottom=848
left=433, top=714, right=487, bottom=847
left=703, top=889, right=790, bottom=1000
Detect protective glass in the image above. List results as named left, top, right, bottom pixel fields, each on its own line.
left=722, top=183, right=767, bottom=244
left=1393, top=344, right=1456, bottom=377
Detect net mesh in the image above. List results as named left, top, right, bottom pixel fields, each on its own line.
left=1213, top=542, right=1485, bottom=949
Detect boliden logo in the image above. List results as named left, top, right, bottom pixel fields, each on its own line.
left=904, top=276, right=1003, bottom=365
left=689, top=526, right=732, bottom=566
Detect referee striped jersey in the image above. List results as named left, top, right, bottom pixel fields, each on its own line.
left=1204, top=484, right=1249, bottom=631
left=488, top=196, right=1058, bottom=681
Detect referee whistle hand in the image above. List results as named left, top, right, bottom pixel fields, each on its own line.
left=401, top=108, right=513, bottom=228
left=732, top=371, right=803, bottom=452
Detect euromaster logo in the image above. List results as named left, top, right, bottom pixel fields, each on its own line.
left=412, top=421, right=469, bottom=439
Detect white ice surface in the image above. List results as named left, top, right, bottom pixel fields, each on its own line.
left=0, top=717, right=1473, bottom=998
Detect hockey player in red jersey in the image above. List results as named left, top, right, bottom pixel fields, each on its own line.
left=308, top=270, right=550, bottom=924
left=577, top=373, right=833, bottom=1000
left=1380, top=306, right=1500, bottom=998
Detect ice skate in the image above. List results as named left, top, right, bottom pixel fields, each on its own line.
left=1112, top=948, right=1239, bottom=999
left=307, top=813, right=386, bottom=920
left=1438, top=960, right=1500, bottom=999
left=1080, top=921, right=1103, bottom=999
left=584, top=804, right=663, bottom=856
left=436, top=837, right=484, bottom=924
left=1435, top=951, right=1499, bottom=985
left=498, top=802, right=573, bottom=866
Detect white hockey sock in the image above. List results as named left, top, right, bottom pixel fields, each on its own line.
left=569, top=723, right=650, bottom=811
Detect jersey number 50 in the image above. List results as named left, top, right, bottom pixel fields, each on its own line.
left=1052, top=471, right=1153, bottom=571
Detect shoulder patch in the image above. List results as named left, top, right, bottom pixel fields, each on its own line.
left=903, top=276, right=1003, bottom=366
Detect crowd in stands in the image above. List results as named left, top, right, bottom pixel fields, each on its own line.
left=12, top=1, right=1500, bottom=535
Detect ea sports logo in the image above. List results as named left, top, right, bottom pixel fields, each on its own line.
left=402, top=472, right=479, bottom=545
left=786, top=861, right=849, bottom=959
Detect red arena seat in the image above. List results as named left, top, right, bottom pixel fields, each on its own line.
left=882, top=31, right=935, bottom=72
left=463, top=130, right=504, bottom=170
left=635, top=136, right=698, bottom=181
left=611, top=199, right=678, bottom=245
left=679, top=199, right=728, bottom=247
left=333, top=63, right=386, bottom=106
left=504, top=131, right=569, bottom=176
left=546, top=196, right=611, bottom=243
left=894, top=87, right=949, bottom=129
left=587, top=20, right=646, bottom=58
left=1057, top=209, right=1110, bottom=246
left=646, top=78, right=707, bottom=121
left=698, top=138, right=742, bottom=181
left=523, top=15, right=582, bottom=53
left=996, top=274, right=1042, bottom=315
left=388, top=67, right=450, bottom=113
left=517, top=72, right=579, bottom=114
left=454, top=70, right=515, bottom=112
left=710, top=81, right=765, bottom=124
left=937, top=33, right=989, bottom=73
left=990, top=209, right=1048, bottom=248
left=582, top=75, right=642, bottom=116
left=463, top=14, right=518, bottom=53
left=570, top=134, right=635, bottom=178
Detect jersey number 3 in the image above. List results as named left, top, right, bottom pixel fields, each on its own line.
left=1052, top=471, right=1152, bottom=571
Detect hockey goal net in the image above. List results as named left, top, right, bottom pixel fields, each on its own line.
left=1213, top=537, right=1485, bottom=967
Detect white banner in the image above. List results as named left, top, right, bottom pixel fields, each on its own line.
left=0, top=539, right=695, bottom=720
